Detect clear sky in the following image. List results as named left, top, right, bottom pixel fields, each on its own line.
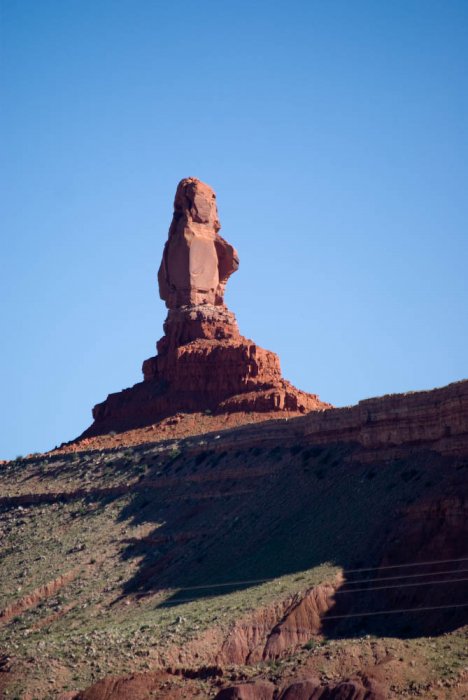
left=1, top=0, right=467, bottom=459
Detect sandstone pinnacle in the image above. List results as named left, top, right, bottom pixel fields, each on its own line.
left=82, top=178, right=330, bottom=437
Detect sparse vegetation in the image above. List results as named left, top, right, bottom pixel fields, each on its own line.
left=0, top=435, right=465, bottom=698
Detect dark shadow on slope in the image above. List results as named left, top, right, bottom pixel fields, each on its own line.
left=321, top=483, right=468, bottom=638
left=109, top=438, right=468, bottom=639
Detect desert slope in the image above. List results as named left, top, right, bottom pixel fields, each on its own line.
left=0, top=380, right=467, bottom=699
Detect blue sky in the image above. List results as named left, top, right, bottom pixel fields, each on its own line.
left=1, top=0, right=467, bottom=459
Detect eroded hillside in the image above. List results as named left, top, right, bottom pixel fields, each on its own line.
left=1, top=382, right=467, bottom=699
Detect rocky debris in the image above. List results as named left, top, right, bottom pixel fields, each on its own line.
left=62, top=674, right=386, bottom=700
left=0, top=653, right=12, bottom=673
left=277, top=677, right=386, bottom=699
left=214, top=680, right=276, bottom=699
left=83, top=178, right=329, bottom=437
left=217, top=581, right=340, bottom=665
left=73, top=671, right=184, bottom=700
left=150, top=579, right=341, bottom=671
left=278, top=680, right=322, bottom=700
left=215, top=676, right=386, bottom=700
left=0, top=568, right=79, bottom=625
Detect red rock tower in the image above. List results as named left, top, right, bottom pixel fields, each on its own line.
left=83, top=178, right=329, bottom=436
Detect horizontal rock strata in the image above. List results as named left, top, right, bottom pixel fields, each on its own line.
left=301, top=379, right=468, bottom=455
left=184, top=380, right=467, bottom=460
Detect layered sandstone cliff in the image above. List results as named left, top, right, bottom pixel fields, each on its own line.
left=83, top=178, right=329, bottom=437
left=300, top=379, right=468, bottom=456
left=184, top=379, right=467, bottom=461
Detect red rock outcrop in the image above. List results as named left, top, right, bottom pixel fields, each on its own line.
left=0, top=568, right=79, bottom=625
left=215, top=677, right=386, bottom=700
left=300, top=379, right=468, bottom=457
left=158, top=177, right=239, bottom=308
left=214, top=681, right=276, bottom=700
left=82, top=178, right=329, bottom=437
left=216, top=580, right=340, bottom=665
left=277, top=676, right=386, bottom=700
left=75, top=675, right=386, bottom=700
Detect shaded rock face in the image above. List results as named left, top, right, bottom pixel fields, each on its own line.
left=84, top=178, right=329, bottom=437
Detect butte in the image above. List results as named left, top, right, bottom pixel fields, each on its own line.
left=82, top=177, right=330, bottom=437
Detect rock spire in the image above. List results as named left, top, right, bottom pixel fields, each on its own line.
left=83, top=178, right=329, bottom=437
left=158, top=177, right=239, bottom=308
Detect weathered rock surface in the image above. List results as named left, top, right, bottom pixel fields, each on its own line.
left=75, top=675, right=385, bottom=700
left=214, top=681, right=276, bottom=700
left=300, top=379, right=468, bottom=457
left=3, top=379, right=468, bottom=698
left=215, top=676, right=386, bottom=700
left=83, top=178, right=329, bottom=437
left=158, top=177, right=239, bottom=308
left=215, top=581, right=340, bottom=665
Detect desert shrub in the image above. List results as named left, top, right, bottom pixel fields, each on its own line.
left=303, top=639, right=319, bottom=650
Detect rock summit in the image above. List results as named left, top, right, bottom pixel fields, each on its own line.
left=84, top=178, right=330, bottom=436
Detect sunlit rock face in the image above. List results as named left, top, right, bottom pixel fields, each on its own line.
left=158, top=177, right=239, bottom=308
left=83, top=178, right=329, bottom=437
